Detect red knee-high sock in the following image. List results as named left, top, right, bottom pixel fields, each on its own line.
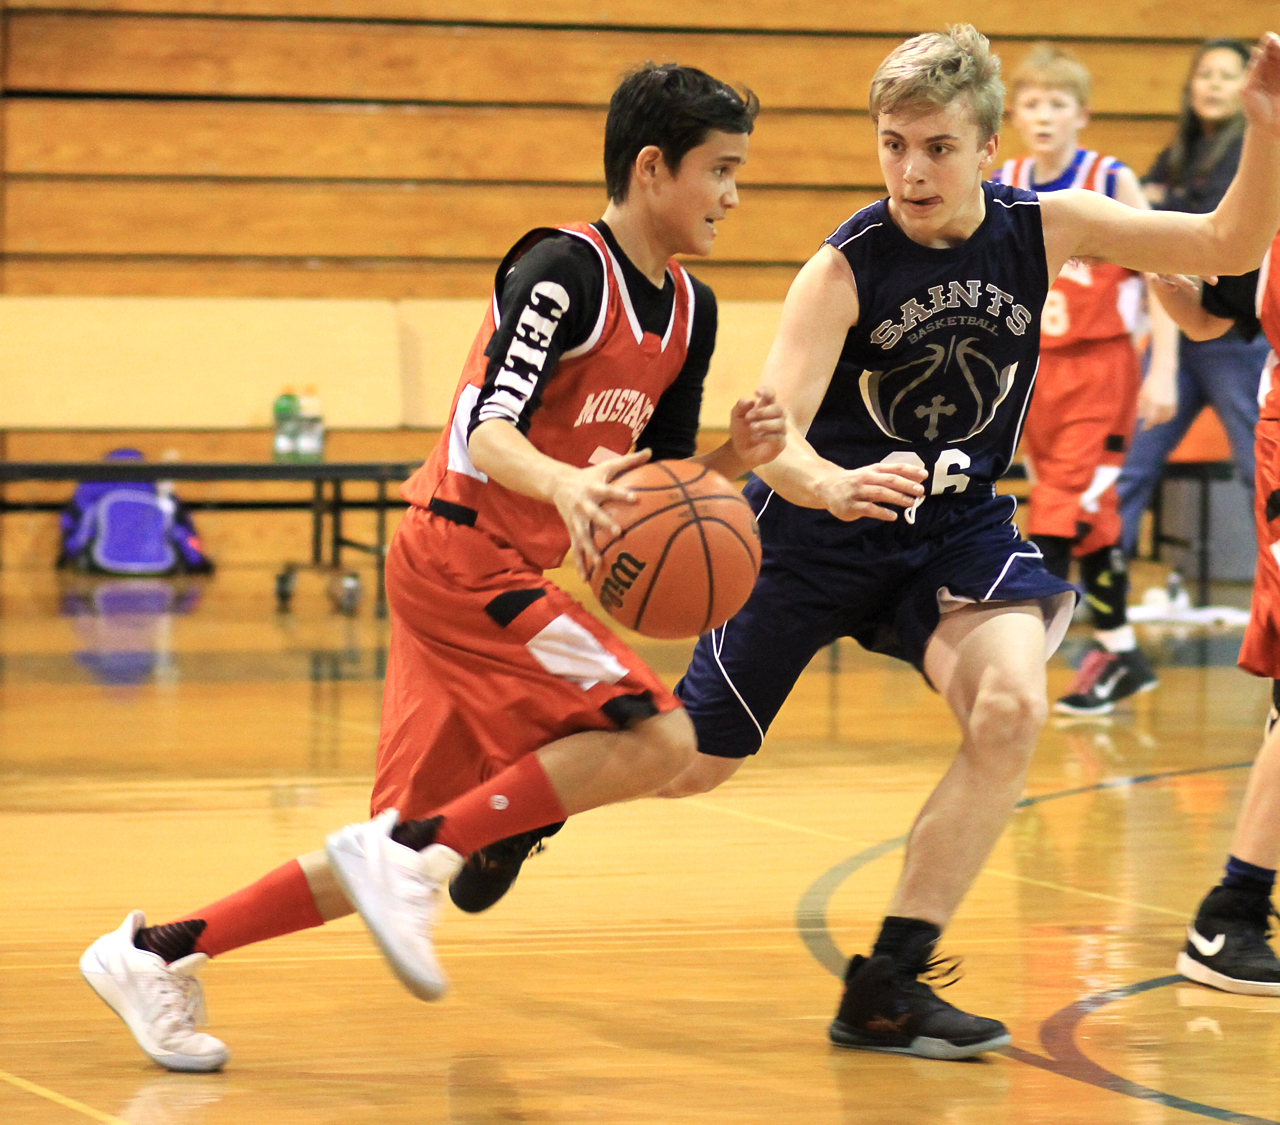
left=431, top=754, right=567, bottom=857
left=177, top=859, right=325, bottom=958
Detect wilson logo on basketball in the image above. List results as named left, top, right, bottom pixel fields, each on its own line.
left=597, top=552, right=647, bottom=611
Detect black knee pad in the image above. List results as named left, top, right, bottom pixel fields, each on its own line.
left=1079, top=545, right=1129, bottom=631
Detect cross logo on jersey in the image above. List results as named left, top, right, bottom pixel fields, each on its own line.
left=858, top=334, right=1018, bottom=444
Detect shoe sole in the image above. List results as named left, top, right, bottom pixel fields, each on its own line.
left=828, top=1021, right=1011, bottom=1060
left=325, top=829, right=447, bottom=1002
left=1176, top=951, right=1280, bottom=997
left=79, top=952, right=229, bottom=1072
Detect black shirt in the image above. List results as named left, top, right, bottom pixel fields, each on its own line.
left=1144, top=129, right=1244, bottom=214
left=1201, top=270, right=1262, bottom=341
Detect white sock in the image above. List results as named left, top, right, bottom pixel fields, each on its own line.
left=1096, top=624, right=1137, bottom=653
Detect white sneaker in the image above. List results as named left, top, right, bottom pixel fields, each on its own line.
left=325, top=808, right=463, bottom=1001
left=80, top=912, right=229, bottom=1072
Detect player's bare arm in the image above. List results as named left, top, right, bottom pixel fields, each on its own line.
left=752, top=245, right=927, bottom=520
left=1152, top=276, right=1236, bottom=343
left=468, top=417, right=649, bottom=577
left=694, top=387, right=787, bottom=481
left=1041, top=34, right=1280, bottom=282
left=1108, top=162, right=1183, bottom=427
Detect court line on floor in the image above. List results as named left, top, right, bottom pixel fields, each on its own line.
left=0, top=1068, right=130, bottom=1125
left=1007, top=977, right=1279, bottom=1125
left=795, top=759, right=1264, bottom=1123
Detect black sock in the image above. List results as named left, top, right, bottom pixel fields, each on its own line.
left=1031, top=535, right=1072, bottom=582
left=134, top=919, right=207, bottom=963
left=1079, top=545, right=1129, bottom=632
left=390, top=814, right=442, bottom=852
left=1222, top=854, right=1277, bottom=897
left=871, top=916, right=942, bottom=972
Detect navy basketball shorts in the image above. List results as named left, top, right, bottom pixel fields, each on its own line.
left=676, top=488, right=1076, bottom=759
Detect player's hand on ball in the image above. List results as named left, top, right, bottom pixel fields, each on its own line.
left=728, top=388, right=787, bottom=469
left=1242, top=32, right=1280, bottom=136
left=552, top=448, right=651, bottom=578
left=814, top=460, right=927, bottom=522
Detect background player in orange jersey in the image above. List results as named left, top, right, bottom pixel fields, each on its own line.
left=995, top=44, right=1177, bottom=715
left=78, top=63, right=809, bottom=1072
left=1148, top=239, right=1280, bottom=995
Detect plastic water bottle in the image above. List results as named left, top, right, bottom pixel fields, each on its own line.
left=272, top=389, right=301, bottom=462
left=296, top=386, right=325, bottom=462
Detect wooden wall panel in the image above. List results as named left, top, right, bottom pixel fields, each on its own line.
left=6, top=0, right=1275, bottom=41
left=6, top=179, right=875, bottom=262
left=3, top=97, right=1178, bottom=186
left=2, top=257, right=802, bottom=300
left=6, top=14, right=1198, bottom=115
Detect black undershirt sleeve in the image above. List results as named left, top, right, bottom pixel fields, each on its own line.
left=467, top=234, right=605, bottom=438
left=634, top=277, right=719, bottom=462
left=1201, top=270, right=1261, bottom=342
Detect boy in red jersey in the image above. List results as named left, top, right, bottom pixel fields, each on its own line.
left=1148, top=239, right=1280, bottom=994
left=994, top=44, right=1176, bottom=715
left=78, top=64, right=796, bottom=1071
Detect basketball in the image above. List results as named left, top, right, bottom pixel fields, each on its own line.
left=588, top=459, right=761, bottom=639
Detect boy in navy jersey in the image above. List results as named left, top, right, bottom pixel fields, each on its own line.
left=662, top=25, right=1280, bottom=1059
left=78, top=64, right=786, bottom=1072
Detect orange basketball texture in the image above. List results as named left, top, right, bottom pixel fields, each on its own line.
left=588, top=460, right=762, bottom=639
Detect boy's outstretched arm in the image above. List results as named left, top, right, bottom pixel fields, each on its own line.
left=1042, top=33, right=1280, bottom=281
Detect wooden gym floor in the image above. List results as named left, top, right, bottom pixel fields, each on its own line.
left=1, top=562, right=1276, bottom=1125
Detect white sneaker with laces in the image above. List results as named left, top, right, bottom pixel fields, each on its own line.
left=80, top=911, right=229, bottom=1072
left=325, top=808, right=463, bottom=1001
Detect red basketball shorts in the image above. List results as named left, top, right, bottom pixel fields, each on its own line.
left=1240, top=419, right=1280, bottom=680
left=369, top=506, right=681, bottom=821
left=1022, top=335, right=1141, bottom=557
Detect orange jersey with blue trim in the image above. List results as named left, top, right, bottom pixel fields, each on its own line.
left=997, top=151, right=1141, bottom=348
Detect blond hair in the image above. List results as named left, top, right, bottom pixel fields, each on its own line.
left=1011, top=43, right=1091, bottom=106
left=869, top=25, right=1004, bottom=142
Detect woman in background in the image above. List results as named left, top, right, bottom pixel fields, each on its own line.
left=1116, top=38, right=1273, bottom=559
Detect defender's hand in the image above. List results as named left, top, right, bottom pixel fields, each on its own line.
left=551, top=448, right=651, bottom=579
left=1242, top=33, right=1280, bottom=137
left=813, top=461, right=927, bottom=522
left=728, top=388, right=787, bottom=470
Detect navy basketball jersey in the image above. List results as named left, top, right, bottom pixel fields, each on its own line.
left=811, top=180, right=1047, bottom=509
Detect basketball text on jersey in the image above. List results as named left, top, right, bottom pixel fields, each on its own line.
left=573, top=388, right=657, bottom=442
left=870, top=281, right=1034, bottom=350
left=475, top=280, right=570, bottom=429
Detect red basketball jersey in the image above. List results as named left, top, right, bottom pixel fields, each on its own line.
left=999, top=151, right=1141, bottom=348
left=402, top=222, right=696, bottom=571
left=1257, top=235, right=1280, bottom=417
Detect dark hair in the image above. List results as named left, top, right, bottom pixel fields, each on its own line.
left=604, top=63, right=759, bottom=202
left=1165, top=37, right=1250, bottom=186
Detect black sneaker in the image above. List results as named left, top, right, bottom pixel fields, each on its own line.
left=828, top=952, right=1010, bottom=1060
left=1054, top=645, right=1158, bottom=715
left=447, top=821, right=565, bottom=913
left=1176, top=885, right=1280, bottom=996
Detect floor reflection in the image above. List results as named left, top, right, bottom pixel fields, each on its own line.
left=62, top=577, right=202, bottom=687
left=446, top=1056, right=526, bottom=1124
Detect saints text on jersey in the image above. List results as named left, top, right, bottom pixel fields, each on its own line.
left=870, top=280, right=1033, bottom=350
